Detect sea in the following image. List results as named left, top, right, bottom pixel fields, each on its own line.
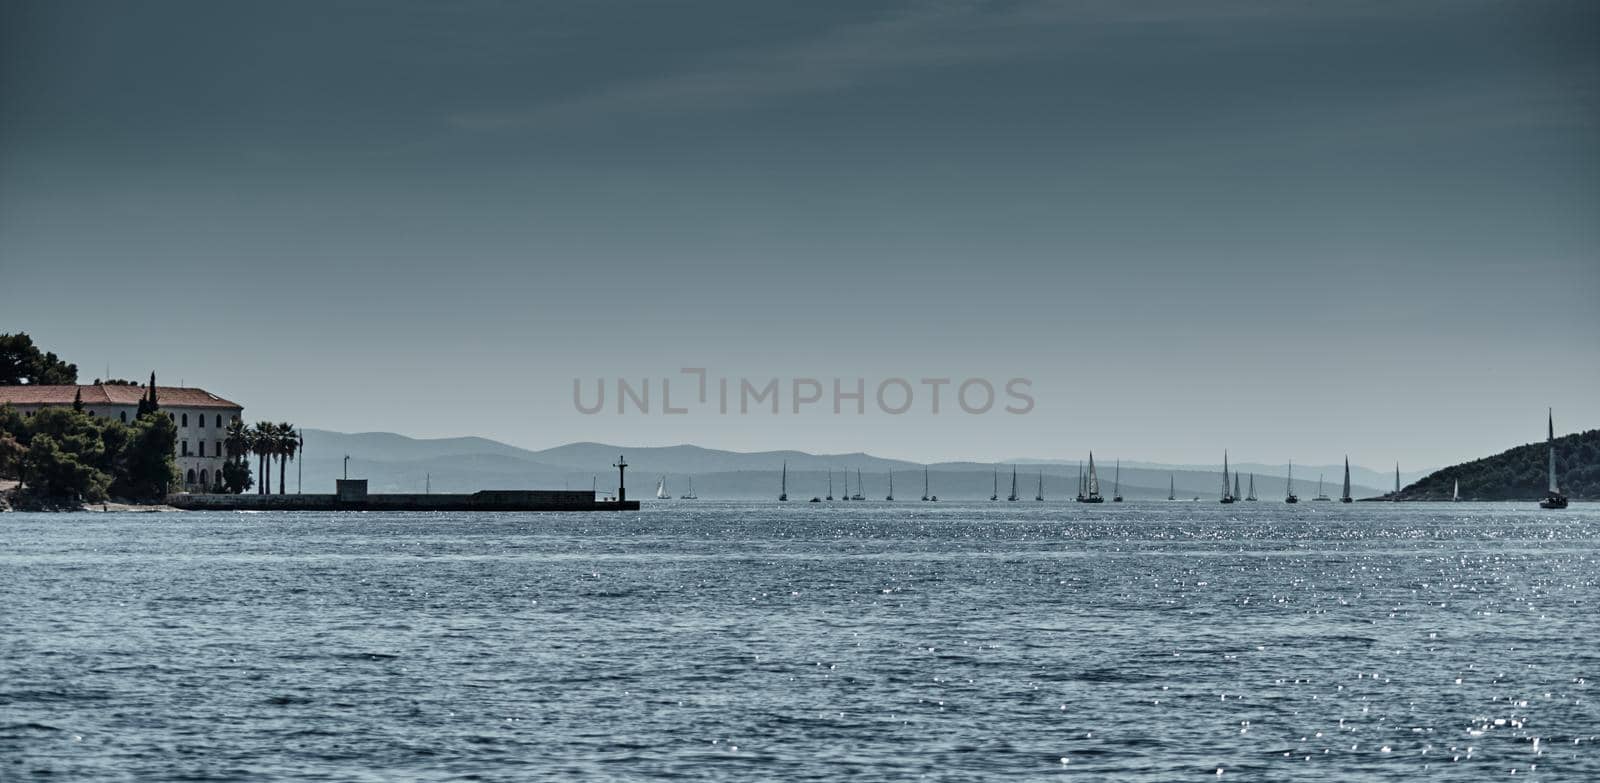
left=3, top=502, right=1597, bottom=781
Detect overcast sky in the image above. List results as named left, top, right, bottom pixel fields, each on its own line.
left=2, top=0, right=1596, bottom=468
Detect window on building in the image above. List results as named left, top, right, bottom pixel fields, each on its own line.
left=200, top=469, right=208, bottom=489
left=120, top=411, right=127, bottom=422
left=216, top=414, right=222, bottom=427
left=199, top=441, right=206, bottom=457
left=181, top=413, right=188, bottom=427
left=217, top=441, right=224, bottom=458
left=182, top=440, right=190, bottom=456
left=186, top=469, right=196, bottom=485
left=199, top=414, right=205, bottom=428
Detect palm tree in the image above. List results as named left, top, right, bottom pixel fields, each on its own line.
left=223, top=418, right=251, bottom=492
left=252, top=421, right=276, bottom=495
left=224, top=419, right=250, bottom=465
left=275, top=422, right=298, bottom=494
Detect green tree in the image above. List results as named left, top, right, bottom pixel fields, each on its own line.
left=0, top=431, right=25, bottom=479
left=0, top=333, right=78, bottom=386
left=137, top=372, right=159, bottom=418
left=112, top=412, right=178, bottom=502
left=20, top=434, right=111, bottom=504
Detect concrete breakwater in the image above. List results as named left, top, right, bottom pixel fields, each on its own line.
left=168, top=480, right=639, bottom=512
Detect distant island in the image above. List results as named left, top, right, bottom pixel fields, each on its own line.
left=300, top=429, right=1394, bottom=500
left=1397, top=428, right=1597, bottom=501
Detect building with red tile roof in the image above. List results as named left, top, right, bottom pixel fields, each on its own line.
left=0, top=383, right=244, bottom=493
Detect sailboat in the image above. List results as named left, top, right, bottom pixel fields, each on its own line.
left=852, top=469, right=864, bottom=501
left=1233, top=473, right=1242, bottom=503
left=1112, top=460, right=1123, bottom=502
left=1284, top=460, right=1297, bottom=503
left=1541, top=408, right=1568, bottom=509
left=1081, top=453, right=1105, bottom=503
left=1313, top=474, right=1331, bottom=501
left=886, top=471, right=894, bottom=501
left=1452, top=478, right=1460, bottom=503
left=1340, top=457, right=1353, bottom=503
left=1219, top=451, right=1236, bottom=503
left=921, top=467, right=931, bottom=502
left=680, top=476, right=697, bottom=500
left=991, top=468, right=999, bottom=502
left=1168, top=475, right=1176, bottom=501
left=1076, top=461, right=1085, bottom=502
left=1007, top=465, right=1018, bottom=502
left=779, top=461, right=788, bottom=502
left=826, top=470, right=834, bottom=501
left=656, top=476, right=670, bottom=500
left=1245, top=473, right=1258, bottom=502
left=1392, top=463, right=1401, bottom=502
left=841, top=469, right=849, bottom=501
left=1035, top=470, right=1044, bottom=502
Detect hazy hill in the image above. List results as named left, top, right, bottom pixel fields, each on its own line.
left=1397, top=429, right=1598, bottom=501
left=295, top=430, right=1387, bottom=499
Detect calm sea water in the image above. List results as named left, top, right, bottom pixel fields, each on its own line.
left=3, top=502, right=1597, bottom=781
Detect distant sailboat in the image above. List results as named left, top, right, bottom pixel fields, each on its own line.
left=1007, top=465, right=1019, bottom=502
left=1284, top=460, right=1297, bottom=503
left=1076, top=461, right=1086, bottom=502
left=1081, top=453, right=1104, bottom=503
left=1246, top=473, right=1258, bottom=502
left=1112, top=460, right=1123, bottom=502
left=680, top=476, right=697, bottom=500
left=1168, top=475, right=1176, bottom=501
left=1313, top=474, right=1331, bottom=501
left=779, top=461, right=788, bottom=502
left=826, top=470, right=834, bottom=501
left=921, top=467, right=930, bottom=502
left=852, top=469, right=864, bottom=501
left=1035, top=470, right=1044, bottom=502
left=1393, top=463, right=1400, bottom=502
left=886, top=471, right=894, bottom=501
left=1340, top=457, right=1353, bottom=503
left=991, top=468, right=999, bottom=502
left=1452, top=478, right=1459, bottom=503
left=656, top=476, right=670, bottom=500
left=1233, top=473, right=1242, bottom=503
left=1219, top=451, right=1236, bottom=503
left=840, top=469, right=848, bottom=501
left=1541, top=408, right=1568, bottom=509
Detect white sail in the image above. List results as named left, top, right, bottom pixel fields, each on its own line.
left=1548, top=409, right=1560, bottom=494
left=656, top=476, right=669, bottom=499
left=1453, top=479, right=1459, bottom=502
left=1087, top=453, right=1100, bottom=496
left=1222, top=451, right=1231, bottom=499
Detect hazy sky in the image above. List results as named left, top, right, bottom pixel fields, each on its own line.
left=3, top=0, right=1596, bottom=469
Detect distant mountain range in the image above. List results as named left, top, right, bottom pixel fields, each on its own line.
left=1397, top=429, right=1598, bottom=501
left=296, top=430, right=1390, bottom=500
